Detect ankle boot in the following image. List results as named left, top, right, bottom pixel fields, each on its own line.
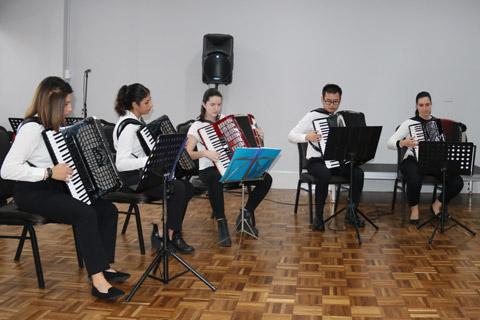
left=170, top=231, right=195, bottom=254
left=312, top=213, right=325, bottom=231
left=217, top=218, right=232, bottom=247
left=151, top=224, right=163, bottom=250
left=236, top=208, right=259, bottom=236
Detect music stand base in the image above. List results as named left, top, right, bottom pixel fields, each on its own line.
left=324, top=203, right=379, bottom=245
left=417, top=211, right=476, bottom=244
left=125, top=248, right=216, bottom=302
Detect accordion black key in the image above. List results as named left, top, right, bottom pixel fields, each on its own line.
left=136, top=115, right=196, bottom=177
left=42, top=117, right=122, bottom=205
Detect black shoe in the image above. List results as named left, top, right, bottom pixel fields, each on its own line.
left=345, top=212, right=365, bottom=227
left=91, top=285, right=124, bottom=301
left=103, top=270, right=131, bottom=283
left=169, top=231, right=195, bottom=254
left=151, top=224, right=163, bottom=250
left=409, top=219, right=419, bottom=225
left=217, top=218, right=232, bottom=247
left=235, top=209, right=259, bottom=237
left=312, top=214, right=325, bottom=231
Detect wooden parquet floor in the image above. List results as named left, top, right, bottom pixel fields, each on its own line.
left=1, top=190, right=480, bottom=320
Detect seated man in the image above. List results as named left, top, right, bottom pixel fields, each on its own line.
left=288, top=83, right=365, bottom=231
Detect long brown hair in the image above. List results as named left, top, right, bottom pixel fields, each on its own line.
left=24, top=76, right=73, bottom=131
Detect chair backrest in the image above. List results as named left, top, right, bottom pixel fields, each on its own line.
left=337, top=110, right=366, bottom=126
left=176, top=119, right=195, bottom=134
left=297, top=143, right=309, bottom=174
left=176, top=119, right=199, bottom=171
left=0, top=126, right=14, bottom=203
left=98, top=119, right=117, bottom=155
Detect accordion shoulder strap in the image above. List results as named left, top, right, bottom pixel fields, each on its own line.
left=116, top=118, right=142, bottom=139
left=17, top=117, right=41, bottom=132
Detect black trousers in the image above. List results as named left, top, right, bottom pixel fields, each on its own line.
left=120, top=171, right=193, bottom=231
left=400, top=156, right=464, bottom=207
left=198, top=167, right=273, bottom=220
left=306, top=158, right=364, bottom=218
left=14, top=180, right=118, bottom=276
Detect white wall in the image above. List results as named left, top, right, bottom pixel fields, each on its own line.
left=0, top=0, right=65, bottom=125
left=2, top=0, right=480, bottom=190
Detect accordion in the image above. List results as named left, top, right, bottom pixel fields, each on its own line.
left=408, top=119, right=443, bottom=160
left=311, top=113, right=345, bottom=168
left=136, top=115, right=196, bottom=177
left=198, top=114, right=262, bottom=175
left=42, top=117, right=122, bottom=205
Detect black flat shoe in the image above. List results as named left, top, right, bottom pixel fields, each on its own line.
left=91, top=285, right=124, bottom=301
left=409, top=219, right=419, bottom=225
left=345, top=212, right=365, bottom=228
left=103, top=270, right=131, bottom=283
left=235, top=209, right=259, bottom=236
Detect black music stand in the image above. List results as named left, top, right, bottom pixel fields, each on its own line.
left=125, top=133, right=216, bottom=302
left=416, top=141, right=476, bottom=244
left=322, top=126, right=382, bottom=245
left=8, top=118, right=23, bottom=132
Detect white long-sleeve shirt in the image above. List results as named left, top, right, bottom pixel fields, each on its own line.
left=113, top=110, right=148, bottom=171
left=1, top=122, right=52, bottom=182
left=288, top=109, right=344, bottom=160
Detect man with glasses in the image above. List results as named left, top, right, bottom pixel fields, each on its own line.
left=288, top=83, right=365, bottom=231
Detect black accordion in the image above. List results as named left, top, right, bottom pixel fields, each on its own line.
left=42, top=117, right=122, bottom=205
left=136, top=115, right=196, bottom=177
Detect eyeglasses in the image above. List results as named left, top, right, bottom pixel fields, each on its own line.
left=324, top=99, right=341, bottom=106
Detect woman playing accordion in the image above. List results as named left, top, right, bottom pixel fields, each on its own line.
left=387, top=91, right=464, bottom=224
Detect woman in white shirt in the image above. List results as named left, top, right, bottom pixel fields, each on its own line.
left=1, top=76, right=128, bottom=301
left=186, top=88, right=272, bottom=247
left=113, top=83, right=194, bottom=254
left=387, top=91, right=463, bottom=223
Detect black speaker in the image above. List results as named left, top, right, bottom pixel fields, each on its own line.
left=202, top=34, right=234, bottom=85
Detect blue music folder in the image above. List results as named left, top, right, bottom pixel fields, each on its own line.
left=220, top=147, right=281, bottom=184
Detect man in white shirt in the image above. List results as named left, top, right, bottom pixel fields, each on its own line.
left=288, top=84, right=365, bottom=231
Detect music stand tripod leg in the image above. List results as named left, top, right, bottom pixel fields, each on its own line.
left=235, top=183, right=258, bottom=239
left=125, top=174, right=216, bottom=302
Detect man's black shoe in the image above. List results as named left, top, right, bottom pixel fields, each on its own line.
left=312, top=215, right=325, bottom=231
left=91, top=285, right=124, bottom=301
left=170, top=231, right=195, bottom=254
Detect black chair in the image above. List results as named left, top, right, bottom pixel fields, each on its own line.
left=0, top=126, right=82, bottom=288
left=390, top=119, right=465, bottom=219
left=99, top=119, right=164, bottom=255
left=293, top=142, right=350, bottom=224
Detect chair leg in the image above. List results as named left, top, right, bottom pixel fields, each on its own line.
left=14, top=225, right=28, bottom=261
left=294, top=180, right=301, bottom=214
left=133, top=204, right=145, bottom=255
left=121, top=203, right=134, bottom=234
left=27, top=225, right=45, bottom=289
left=71, top=226, right=84, bottom=268
left=308, top=183, right=313, bottom=224
left=391, top=178, right=398, bottom=212
left=333, top=184, right=341, bottom=213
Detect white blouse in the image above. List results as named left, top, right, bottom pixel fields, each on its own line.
left=1, top=122, right=52, bottom=182
left=113, top=110, right=148, bottom=171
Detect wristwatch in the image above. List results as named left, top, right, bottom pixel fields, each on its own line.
left=46, top=167, right=53, bottom=179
